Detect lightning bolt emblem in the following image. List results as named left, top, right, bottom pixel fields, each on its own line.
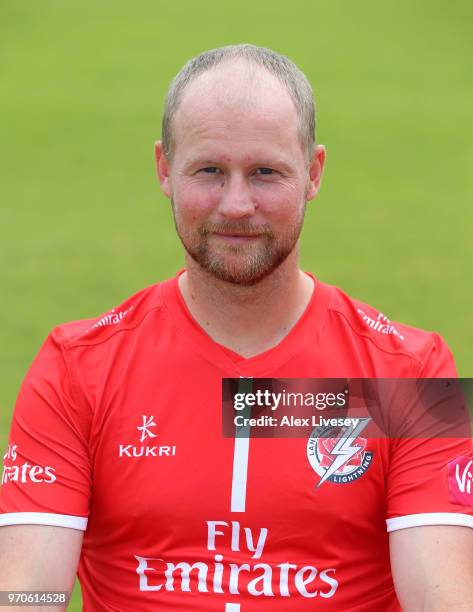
left=316, top=418, right=371, bottom=487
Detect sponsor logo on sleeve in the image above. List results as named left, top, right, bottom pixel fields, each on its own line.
left=86, top=306, right=134, bottom=332
left=118, top=415, right=177, bottom=458
left=357, top=309, right=405, bottom=340
left=307, top=418, right=373, bottom=486
left=3, top=443, right=17, bottom=462
left=1, top=444, right=57, bottom=484
left=448, top=456, right=473, bottom=506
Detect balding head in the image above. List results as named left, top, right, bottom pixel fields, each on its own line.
left=172, top=59, right=301, bottom=159
left=161, top=44, right=316, bottom=162
left=180, top=59, right=287, bottom=117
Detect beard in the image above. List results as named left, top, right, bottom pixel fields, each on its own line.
left=172, top=204, right=306, bottom=286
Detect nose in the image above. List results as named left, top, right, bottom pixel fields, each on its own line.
left=217, top=172, right=256, bottom=219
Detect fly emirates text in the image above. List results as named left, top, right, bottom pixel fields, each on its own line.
left=135, top=520, right=338, bottom=599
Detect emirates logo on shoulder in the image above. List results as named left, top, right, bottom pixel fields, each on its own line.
left=1, top=443, right=56, bottom=484
left=357, top=309, right=405, bottom=341
left=118, top=415, right=176, bottom=459
left=87, top=306, right=134, bottom=332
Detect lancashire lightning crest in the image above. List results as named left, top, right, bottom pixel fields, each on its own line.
left=307, top=418, right=373, bottom=487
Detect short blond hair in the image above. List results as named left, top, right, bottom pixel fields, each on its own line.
left=161, top=44, right=316, bottom=161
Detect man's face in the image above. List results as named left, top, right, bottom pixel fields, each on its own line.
left=157, top=63, right=324, bottom=286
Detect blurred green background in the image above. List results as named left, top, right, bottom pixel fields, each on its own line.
left=1, top=1, right=472, bottom=608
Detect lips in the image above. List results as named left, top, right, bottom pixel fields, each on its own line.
left=212, top=231, right=261, bottom=241
left=213, top=233, right=260, bottom=238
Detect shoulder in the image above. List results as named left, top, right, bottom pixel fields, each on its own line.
left=319, top=280, right=456, bottom=376
left=327, top=283, right=426, bottom=352
left=48, top=280, right=170, bottom=351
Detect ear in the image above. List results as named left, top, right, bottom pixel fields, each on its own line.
left=154, top=141, right=172, bottom=199
left=306, top=144, right=326, bottom=201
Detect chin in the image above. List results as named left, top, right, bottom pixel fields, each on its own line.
left=183, top=236, right=296, bottom=286
left=201, top=256, right=288, bottom=286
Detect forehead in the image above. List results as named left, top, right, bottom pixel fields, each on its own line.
left=172, top=61, right=302, bottom=159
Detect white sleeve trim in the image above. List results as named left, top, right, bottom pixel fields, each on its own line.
left=0, top=512, right=88, bottom=531
left=387, top=512, right=473, bottom=532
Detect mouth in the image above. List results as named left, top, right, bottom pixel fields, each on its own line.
left=212, top=232, right=261, bottom=244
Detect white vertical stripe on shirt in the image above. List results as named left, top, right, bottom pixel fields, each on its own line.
left=230, top=377, right=252, bottom=513
left=231, top=436, right=250, bottom=512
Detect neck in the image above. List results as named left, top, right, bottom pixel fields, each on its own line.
left=178, top=247, right=314, bottom=358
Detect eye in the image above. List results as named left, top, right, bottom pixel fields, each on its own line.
left=200, top=167, right=221, bottom=174
left=255, top=168, right=276, bottom=176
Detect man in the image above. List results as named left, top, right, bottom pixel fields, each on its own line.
left=0, top=44, right=472, bottom=611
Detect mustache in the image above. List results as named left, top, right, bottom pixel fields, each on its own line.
left=200, top=221, right=274, bottom=237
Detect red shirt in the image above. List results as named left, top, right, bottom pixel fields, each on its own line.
left=1, top=272, right=472, bottom=611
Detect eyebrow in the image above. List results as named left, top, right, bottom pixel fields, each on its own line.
left=186, top=159, right=224, bottom=167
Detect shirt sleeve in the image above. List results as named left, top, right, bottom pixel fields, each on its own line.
left=386, top=333, right=473, bottom=531
left=0, top=330, right=92, bottom=530
left=416, top=332, right=458, bottom=378
left=386, top=437, right=473, bottom=531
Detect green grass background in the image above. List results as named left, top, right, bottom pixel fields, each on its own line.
left=1, top=1, right=472, bottom=609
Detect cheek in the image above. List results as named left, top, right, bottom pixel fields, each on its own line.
left=173, top=181, right=221, bottom=222
left=253, top=183, right=304, bottom=222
